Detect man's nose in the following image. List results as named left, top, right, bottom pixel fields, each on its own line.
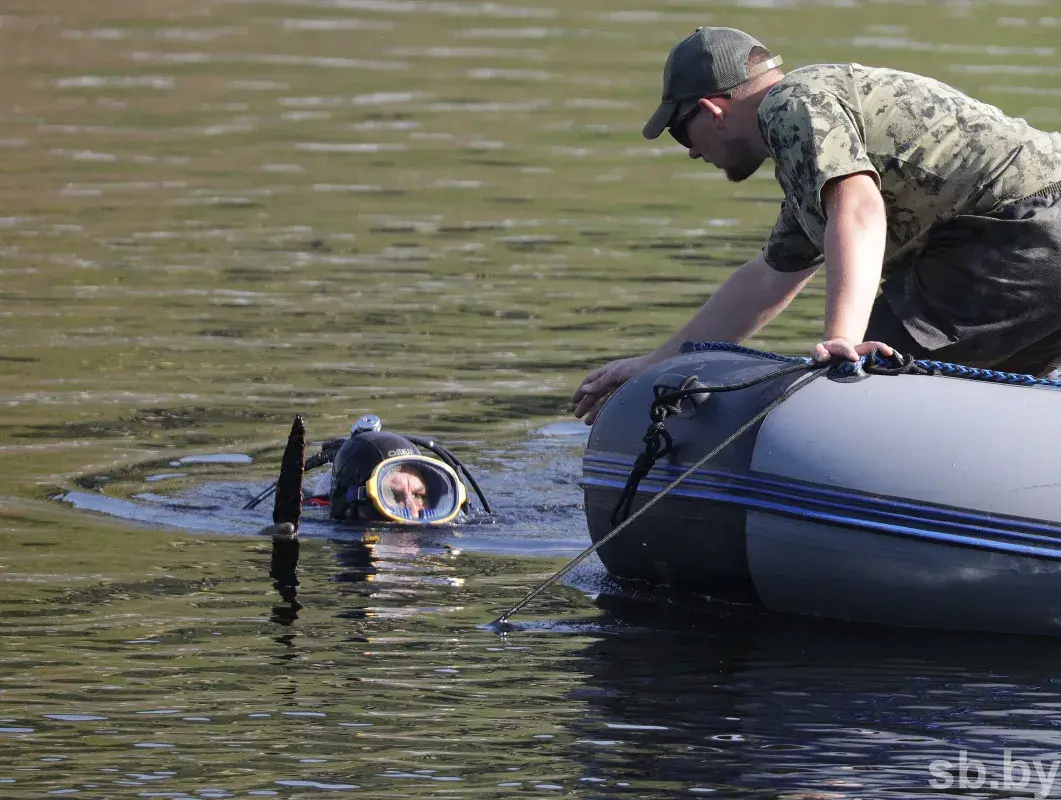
left=687, top=146, right=700, bottom=159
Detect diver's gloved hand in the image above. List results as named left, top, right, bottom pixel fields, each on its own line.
left=257, top=521, right=297, bottom=540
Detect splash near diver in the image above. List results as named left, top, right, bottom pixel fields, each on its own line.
left=247, top=414, right=492, bottom=538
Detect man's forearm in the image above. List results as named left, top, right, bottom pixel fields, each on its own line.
left=646, top=253, right=817, bottom=364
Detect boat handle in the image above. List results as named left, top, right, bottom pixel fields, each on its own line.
left=652, top=373, right=711, bottom=408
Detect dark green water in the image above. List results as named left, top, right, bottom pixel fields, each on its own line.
left=4, top=0, right=1061, bottom=796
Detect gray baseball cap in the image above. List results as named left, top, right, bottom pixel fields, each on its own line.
left=642, top=27, right=782, bottom=140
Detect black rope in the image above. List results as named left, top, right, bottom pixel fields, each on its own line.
left=606, top=350, right=922, bottom=528
left=493, top=345, right=972, bottom=626
left=489, top=364, right=831, bottom=629
left=406, top=435, right=493, bottom=515
left=243, top=437, right=345, bottom=511
left=243, top=480, right=278, bottom=511
left=862, top=348, right=921, bottom=377
left=610, top=361, right=814, bottom=527
left=610, top=382, right=681, bottom=526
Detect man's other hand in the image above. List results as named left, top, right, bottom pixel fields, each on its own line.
left=571, top=355, right=649, bottom=425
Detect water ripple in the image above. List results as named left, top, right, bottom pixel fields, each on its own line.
left=129, top=52, right=408, bottom=70
left=282, top=17, right=394, bottom=30
left=6, top=2, right=1061, bottom=798
left=54, top=76, right=175, bottom=89
left=222, top=0, right=558, bottom=18
left=295, top=142, right=407, bottom=152
left=467, top=68, right=555, bottom=81
left=848, top=36, right=1054, bottom=56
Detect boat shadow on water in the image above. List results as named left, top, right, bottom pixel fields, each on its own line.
left=562, top=591, right=1061, bottom=797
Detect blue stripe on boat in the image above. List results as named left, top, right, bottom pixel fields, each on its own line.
left=583, top=455, right=1061, bottom=561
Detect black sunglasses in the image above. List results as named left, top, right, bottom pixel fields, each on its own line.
left=667, top=92, right=732, bottom=149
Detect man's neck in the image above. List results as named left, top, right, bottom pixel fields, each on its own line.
left=742, top=75, right=784, bottom=158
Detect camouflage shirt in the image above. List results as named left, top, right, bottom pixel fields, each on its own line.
left=757, top=63, right=1061, bottom=273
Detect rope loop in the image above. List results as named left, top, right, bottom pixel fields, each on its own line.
left=610, top=357, right=817, bottom=528
left=863, top=349, right=918, bottom=376
left=613, top=408, right=676, bottom=526
left=490, top=364, right=831, bottom=627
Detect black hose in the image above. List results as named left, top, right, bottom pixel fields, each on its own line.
left=406, top=435, right=493, bottom=515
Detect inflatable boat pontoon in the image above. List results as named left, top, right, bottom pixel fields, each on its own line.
left=582, top=342, right=1061, bottom=637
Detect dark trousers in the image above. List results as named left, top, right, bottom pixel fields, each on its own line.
left=867, top=186, right=1061, bottom=377
left=866, top=293, right=1061, bottom=376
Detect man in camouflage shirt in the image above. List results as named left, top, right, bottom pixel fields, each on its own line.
left=572, top=26, right=1061, bottom=424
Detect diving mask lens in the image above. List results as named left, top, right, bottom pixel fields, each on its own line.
left=365, top=455, right=467, bottom=525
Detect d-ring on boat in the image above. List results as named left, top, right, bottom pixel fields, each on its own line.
left=582, top=341, right=1061, bottom=637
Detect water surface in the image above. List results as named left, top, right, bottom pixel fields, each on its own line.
left=3, top=0, right=1061, bottom=796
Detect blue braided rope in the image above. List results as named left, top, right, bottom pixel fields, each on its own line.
left=912, top=360, right=1061, bottom=387
left=681, top=340, right=814, bottom=365
left=681, top=340, right=1061, bottom=389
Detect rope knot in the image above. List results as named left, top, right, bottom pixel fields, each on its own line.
left=863, top=348, right=915, bottom=376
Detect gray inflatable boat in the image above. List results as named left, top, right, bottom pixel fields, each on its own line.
left=583, top=342, right=1061, bottom=637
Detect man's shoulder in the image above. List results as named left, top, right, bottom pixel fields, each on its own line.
left=761, top=63, right=974, bottom=113
left=762, top=63, right=912, bottom=109
left=756, top=65, right=866, bottom=167
left=770, top=63, right=856, bottom=93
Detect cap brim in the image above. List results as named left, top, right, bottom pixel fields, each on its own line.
left=642, top=100, right=677, bottom=139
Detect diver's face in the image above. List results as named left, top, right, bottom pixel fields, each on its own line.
left=382, top=468, right=428, bottom=518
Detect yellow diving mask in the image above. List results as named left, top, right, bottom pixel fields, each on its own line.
left=356, top=454, right=467, bottom=525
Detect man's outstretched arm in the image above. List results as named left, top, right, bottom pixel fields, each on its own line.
left=571, top=251, right=818, bottom=424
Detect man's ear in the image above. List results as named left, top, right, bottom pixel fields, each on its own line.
left=699, top=96, right=728, bottom=127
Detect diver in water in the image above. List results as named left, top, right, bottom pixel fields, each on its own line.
left=253, top=414, right=492, bottom=621
left=249, top=414, right=492, bottom=538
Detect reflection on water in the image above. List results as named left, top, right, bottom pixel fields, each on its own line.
left=572, top=597, right=1061, bottom=797
left=8, top=517, right=1061, bottom=797
left=4, top=0, right=1061, bottom=795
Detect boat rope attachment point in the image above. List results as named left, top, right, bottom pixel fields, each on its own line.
left=488, top=360, right=834, bottom=630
